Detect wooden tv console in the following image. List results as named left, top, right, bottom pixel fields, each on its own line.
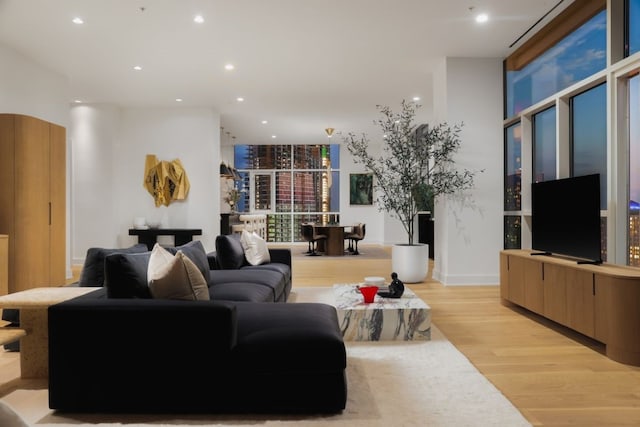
left=500, top=249, right=640, bottom=366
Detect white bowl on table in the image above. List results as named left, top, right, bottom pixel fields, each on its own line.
left=364, top=276, right=385, bottom=286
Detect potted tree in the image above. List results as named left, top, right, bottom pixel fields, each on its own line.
left=344, top=100, right=479, bottom=282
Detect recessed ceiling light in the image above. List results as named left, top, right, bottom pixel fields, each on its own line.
left=236, top=97, right=244, bottom=102
left=194, top=15, right=204, bottom=24
left=72, top=17, right=84, bottom=25
left=476, top=13, right=488, bottom=23
left=412, top=96, right=421, bottom=102
left=73, top=99, right=82, bottom=103
left=133, top=65, right=142, bottom=71
left=225, top=64, right=235, bottom=71
left=175, top=98, right=183, bottom=102
left=261, top=120, right=268, bottom=124
left=271, top=135, right=277, bottom=139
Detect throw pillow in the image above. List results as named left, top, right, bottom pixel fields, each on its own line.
left=105, top=251, right=153, bottom=298
left=164, top=240, right=210, bottom=283
left=240, top=230, right=271, bottom=266
left=78, top=243, right=148, bottom=287
left=215, top=234, right=247, bottom=269
left=147, top=244, right=209, bottom=301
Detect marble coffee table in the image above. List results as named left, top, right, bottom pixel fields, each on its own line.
left=333, top=284, right=431, bottom=341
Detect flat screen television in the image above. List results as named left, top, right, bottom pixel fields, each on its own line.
left=531, top=174, right=602, bottom=264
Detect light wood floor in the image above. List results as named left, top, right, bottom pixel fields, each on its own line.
left=292, top=245, right=640, bottom=427
left=4, top=244, right=640, bottom=426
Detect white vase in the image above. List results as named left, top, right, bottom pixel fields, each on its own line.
left=391, top=243, right=429, bottom=283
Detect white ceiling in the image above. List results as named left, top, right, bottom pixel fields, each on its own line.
left=0, top=0, right=570, bottom=145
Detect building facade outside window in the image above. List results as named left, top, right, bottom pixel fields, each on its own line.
left=234, top=144, right=340, bottom=242
left=504, top=123, right=522, bottom=249
left=533, top=106, right=557, bottom=183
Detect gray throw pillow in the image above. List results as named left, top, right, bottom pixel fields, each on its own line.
left=104, top=251, right=152, bottom=298
left=165, top=240, right=210, bottom=283
left=215, top=234, right=246, bottom=269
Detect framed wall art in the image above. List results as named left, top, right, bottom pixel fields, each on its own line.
left=349, top=173, right=373, bottom=205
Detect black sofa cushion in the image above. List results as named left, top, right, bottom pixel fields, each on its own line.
left=209, top=269, right=287, bottom=302
left=78, top=244, right=148, bottom=287
left=165, top=240, right=210, bottom=283
left=215, top=234, right=246, bottom=269
left=241, top=263, right=291, bottom=282
left=208, top=282, right=275, bottom=302
left=232, top=302, right=347, bottom=373
left=104, top=251, right=152, bottom=298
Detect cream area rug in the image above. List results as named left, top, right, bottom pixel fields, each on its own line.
left=0, top=289, right=531, bottom=427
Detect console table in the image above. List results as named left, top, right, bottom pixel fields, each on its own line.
left=128, top=228, right=202, bottom=250
left=501, top=249, right=640, bottom=366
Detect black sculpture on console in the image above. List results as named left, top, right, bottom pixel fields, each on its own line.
left=378, top=272, right=405, bottom=298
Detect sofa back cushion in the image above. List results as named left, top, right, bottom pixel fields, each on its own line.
left=104, top=251, right=152, bottom=298
left=215, top=235, right=246, bottom=269
left=164, top=240, right=210, bottom=283
left=78, top=244, right=148, bottom=287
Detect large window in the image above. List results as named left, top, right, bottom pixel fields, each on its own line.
left=505, top=10, right=607, bottom=118
left=504, top=123, right=522, bottom=211
left=234, top=144, right=340, bottom=242
left=628, top=0, right=640, bottom=56
left=570, top=83, right=607, bottom=209
left=629, top=74, right=640, bottom=265
left=504, top=123, right=522, bottom=249
left=533, top=107, right=557, bottom=182
left=571, top=83, right=608, bottom=261
left=503, top=1, right=640, bottom=265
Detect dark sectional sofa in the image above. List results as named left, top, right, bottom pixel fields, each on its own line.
left=47, top=235, right=347, bottom=414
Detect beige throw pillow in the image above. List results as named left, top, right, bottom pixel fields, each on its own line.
left=147, top=244, right=209, bottom=300
left=240, top=230, right=271, bottom=266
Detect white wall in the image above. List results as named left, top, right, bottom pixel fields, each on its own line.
left=71, top=106, right=220, bottom=263
left=432, top=57, right=504, bottom=285
left=0, top=44, right=69, bottom=126
left=70, top=105, right=121, bottom=261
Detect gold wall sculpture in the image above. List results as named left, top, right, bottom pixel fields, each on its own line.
left=143, top=155, right=190, bottom=207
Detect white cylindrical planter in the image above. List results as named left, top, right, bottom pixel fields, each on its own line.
left=391, top=244, right=429, bottom=283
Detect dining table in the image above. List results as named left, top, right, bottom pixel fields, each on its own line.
left=313, top=224, right=349, bottom=256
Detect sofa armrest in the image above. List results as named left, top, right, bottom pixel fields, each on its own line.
left=268, top=248, right=291, bottom=269
left=48, top=298, right=238, bottom=411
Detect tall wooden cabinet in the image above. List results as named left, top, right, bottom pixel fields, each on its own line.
left=501, top=249, right=640, bottom=366
left=0, top=235, right=7, bottom=296
left=0, top=114, right=66, bottom=293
